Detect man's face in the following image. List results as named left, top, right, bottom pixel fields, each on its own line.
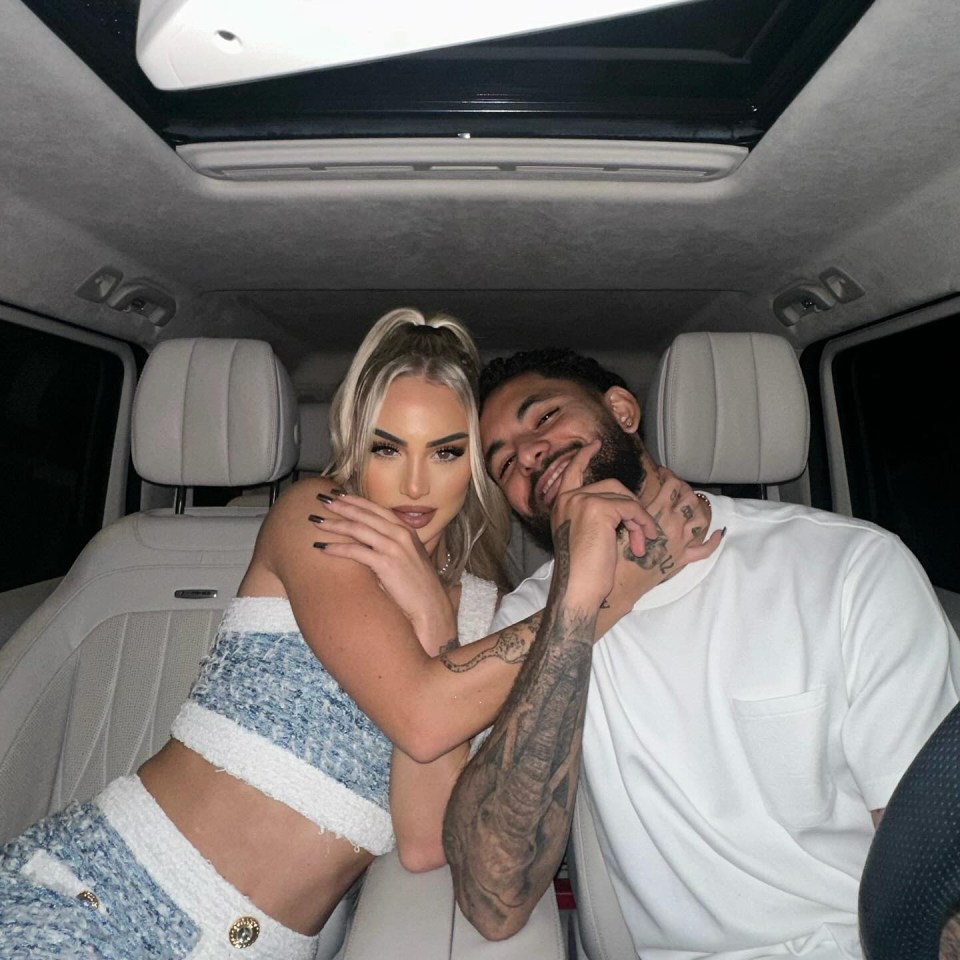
left=479, top=373, right=646, bottom=550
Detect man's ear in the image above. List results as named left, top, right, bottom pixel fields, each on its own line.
left=603, top=386, right=641, bottom=434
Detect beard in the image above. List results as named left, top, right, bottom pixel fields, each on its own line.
left=516, top=414, right=647, bottom=554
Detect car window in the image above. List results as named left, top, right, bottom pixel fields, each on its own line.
left=0, top=319, right=125, bottom=591
left=830, top=314, right=960, bottom=592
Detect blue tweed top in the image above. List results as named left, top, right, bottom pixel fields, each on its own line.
left=170, top=573, right=498, bottom=854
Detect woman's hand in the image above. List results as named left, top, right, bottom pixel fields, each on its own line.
left=309, top=492, right=455, bottom=654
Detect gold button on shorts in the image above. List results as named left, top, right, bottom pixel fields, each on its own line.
left=228, top=916, right=261, bottom=948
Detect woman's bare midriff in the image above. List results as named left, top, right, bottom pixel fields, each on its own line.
left=138, top=739, right=373, bottom=936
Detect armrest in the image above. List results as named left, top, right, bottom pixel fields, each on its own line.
left=342, top=850, right=565, bottom=960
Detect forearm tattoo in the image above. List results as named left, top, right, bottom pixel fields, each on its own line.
left=438, top=637, right=461, bottom=656
left=439, top=617, right=536, bottom=672
left=443, top=521, right=595, bottom=937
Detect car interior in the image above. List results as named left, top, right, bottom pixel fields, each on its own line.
left=2, top=0, right=960, bottom=956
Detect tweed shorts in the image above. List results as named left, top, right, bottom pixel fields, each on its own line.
left=0, top=777, right=318, bottom=960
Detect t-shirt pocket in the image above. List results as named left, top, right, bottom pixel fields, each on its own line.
left=733, top=686, right=835, bottom=831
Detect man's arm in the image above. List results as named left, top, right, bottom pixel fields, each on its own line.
left=442, top=519, right=594, bottom=940
left=442, top=466, right=719, bottom=940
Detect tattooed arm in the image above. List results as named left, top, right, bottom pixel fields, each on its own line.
left=444, top=521, right=595, bottom=939
left=442, top=460, right=721, bottom=939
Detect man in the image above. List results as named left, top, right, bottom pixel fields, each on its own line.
left=442, top=348, right=959, bottom=959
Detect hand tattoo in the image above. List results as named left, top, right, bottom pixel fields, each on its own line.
left=622, top=523, right=676, bottom=577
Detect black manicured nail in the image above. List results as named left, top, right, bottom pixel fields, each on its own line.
left=316, top=493, right=334, bottom=504
left=308, top=514, right=324, bottom=524
left=721, top=526, right=728, bottom=538
left=330, top=487, right=347, bottom=497
left=313, top=542, right=327, bottom=550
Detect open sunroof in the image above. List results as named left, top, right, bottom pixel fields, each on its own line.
left=25, top=0, right=873, bottom=148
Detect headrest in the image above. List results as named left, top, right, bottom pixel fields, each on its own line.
left=132, top=338, right=299, bottom=487
left=644, top=332, right=809, bottom=485
left=297, top=401, right=332, bottom=473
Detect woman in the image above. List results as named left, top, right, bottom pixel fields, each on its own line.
left=0, top=308, right=713, bottom=958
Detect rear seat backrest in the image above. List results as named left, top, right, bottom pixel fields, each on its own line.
left=0, top=338, right=298, bottom=842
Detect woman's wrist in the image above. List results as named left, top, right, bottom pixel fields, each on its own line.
left=411, top=605, right=458, bottom=656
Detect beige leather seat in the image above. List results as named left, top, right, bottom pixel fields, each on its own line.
left=229, top=399, right=332, bottom=506
left=0, top=340, right=382, bottom=951
left=0, top=338, right=298, bottom=840
left=568, top=331, right=810, bottom=960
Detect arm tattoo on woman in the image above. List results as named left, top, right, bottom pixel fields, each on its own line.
left=438, top=637, right=461, bottom=656
left=442, top=521, right=596, bottom=938
left=440, top=618, right=536, bottom=672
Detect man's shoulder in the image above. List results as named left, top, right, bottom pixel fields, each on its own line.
left=721, top=495, right=897, bottom=544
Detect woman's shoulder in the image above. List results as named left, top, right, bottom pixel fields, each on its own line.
left=257, top=477, right=350, bottom=544
left=249, top=477, right=374, bottom=596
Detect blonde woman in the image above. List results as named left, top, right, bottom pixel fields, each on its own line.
left=1, top=309, right=518, bottom=958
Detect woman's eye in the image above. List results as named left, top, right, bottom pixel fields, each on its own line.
left=371, top=443, right=400, bottom=458
left=435, top=446, right=466, bottom=462
left=537, top=407, right=559, bottom=428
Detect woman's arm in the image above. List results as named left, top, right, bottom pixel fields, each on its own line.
left=319, top=511, right=474, bottom=872
left=252, top=479, right=572, bottom=763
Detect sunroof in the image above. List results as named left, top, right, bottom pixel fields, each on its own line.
left=26, top=0, right=873, bottom=147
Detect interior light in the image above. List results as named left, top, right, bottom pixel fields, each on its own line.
left=136, top=0, right=697, bottom=91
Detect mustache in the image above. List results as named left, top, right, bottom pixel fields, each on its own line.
left=527, top=441, right=586, bottom=514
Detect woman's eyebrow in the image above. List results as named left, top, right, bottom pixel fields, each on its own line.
left=373, top=428, right=406, bottom=445
left=427, top=432, right=468, bottom=447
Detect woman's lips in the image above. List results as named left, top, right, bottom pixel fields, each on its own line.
left=392, top=507, right=436, bottom=529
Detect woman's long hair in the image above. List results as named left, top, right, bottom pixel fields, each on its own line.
left=327, top=308, right=510, bottom=591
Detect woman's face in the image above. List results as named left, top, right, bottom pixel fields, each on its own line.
left=362, top=375, right=473, bottom=553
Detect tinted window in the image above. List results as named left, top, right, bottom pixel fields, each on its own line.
left=0, top=321, right=123, bottom=591
left=833, top=316, right=960, bottom=591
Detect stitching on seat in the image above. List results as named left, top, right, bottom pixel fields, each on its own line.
left=225, top=340, right=238, bottom=488
left=750, top=335, right=762, bottom=483
left=67, top=615, right=126, bottom=800
left=182, top=340, right=199, bottom=487
left=709, top=333, right=720, bottom=480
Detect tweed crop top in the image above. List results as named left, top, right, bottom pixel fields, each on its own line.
left=170, top=573, right=498, bottom=856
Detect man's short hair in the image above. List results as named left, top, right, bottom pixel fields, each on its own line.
left=479, top=348, right=628, bottom=407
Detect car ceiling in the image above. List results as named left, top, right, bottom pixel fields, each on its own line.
left=2, top=0, right=960, bottom=372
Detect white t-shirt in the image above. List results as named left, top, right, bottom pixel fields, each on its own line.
left=492, top=496, right=959, bottom=960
